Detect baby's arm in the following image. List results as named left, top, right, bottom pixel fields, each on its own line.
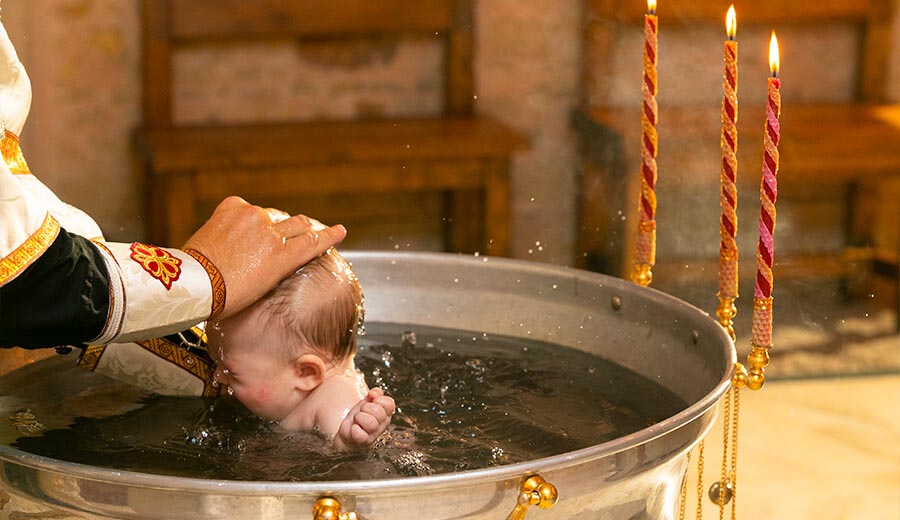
left=332, top=388, right=396, bottom=451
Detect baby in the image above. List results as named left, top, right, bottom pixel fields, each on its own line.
left=207, top=248, right=395, bottom=451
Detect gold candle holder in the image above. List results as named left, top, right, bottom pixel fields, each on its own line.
left=716, top=295, right=738, bottom=341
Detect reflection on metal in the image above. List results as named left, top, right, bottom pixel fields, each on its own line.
left=0, top=253, right=736, bottom=519
left=610, top=294, right=623, bottom=310
left=505, top=474, right=558, bottom=520
left=7, top=409, right=45, bottom=436
left=313, top=497, right=358, bottom=520
left=744, top=343, right=770, bottom=390
left=716, top=295, right=738, bottom=341
left=630, top=262, right=653, bottom=287
left=708, top=479, right=734, bottom=505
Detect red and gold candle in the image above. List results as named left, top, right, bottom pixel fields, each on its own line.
left=631, top=0, right=659, bottom=287
left=717, top=5, right=739, bottom=339
left=751, top=32, right=781, bottom=353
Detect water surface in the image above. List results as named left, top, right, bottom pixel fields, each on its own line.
left=1, top=324, right=685, bottom=481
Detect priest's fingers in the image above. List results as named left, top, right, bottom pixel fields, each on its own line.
left=281, top=222, right=346, bottom=258
left=182, top=196, right=346, bottom=319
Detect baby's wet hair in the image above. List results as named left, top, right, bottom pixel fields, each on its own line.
left=261, top=249, right=364, bottom=362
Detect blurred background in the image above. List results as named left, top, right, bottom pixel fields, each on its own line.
left=2, top=1, right=898, bottom=517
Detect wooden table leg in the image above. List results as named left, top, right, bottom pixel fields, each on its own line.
left=164, top=172, right=197, bottom=249
left=485, top=158, right=511, bottom=257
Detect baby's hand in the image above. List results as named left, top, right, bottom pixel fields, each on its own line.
left=333, top=388, right=396, bottom=451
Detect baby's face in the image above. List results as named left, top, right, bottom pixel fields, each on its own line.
left=207, top=306, right=301, bottom=422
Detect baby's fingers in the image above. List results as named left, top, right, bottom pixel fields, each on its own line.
left=349, top=424, right=371, bottom=444
left=354, top=407, right=384, bottom=433
left=373, top=395, right=396, bottom=416
left=366, top=387, right=385, bottom=401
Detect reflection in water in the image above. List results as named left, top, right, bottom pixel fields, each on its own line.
left=5, top=324, right=684, bottom=481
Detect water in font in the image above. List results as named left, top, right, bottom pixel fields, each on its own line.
left=1, top=324, right=685, bottom=481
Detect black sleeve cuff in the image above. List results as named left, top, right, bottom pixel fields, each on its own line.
left=0, top=229, right=111, bottom=349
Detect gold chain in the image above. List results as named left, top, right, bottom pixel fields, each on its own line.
left=678, top=458, right=688, bottom=520
left=695, top=440, right=705, bottom=520
left=729, top=386, right=741, bottom=520
left=718, top=389, right=732, bottom=517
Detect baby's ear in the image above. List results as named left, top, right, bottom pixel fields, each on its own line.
left=292, top=354, right=326, bottom=392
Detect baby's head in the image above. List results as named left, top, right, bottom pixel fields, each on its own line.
left=257, top=248, right=364, bottom=363
left=207, top=249, right=365, bottom=422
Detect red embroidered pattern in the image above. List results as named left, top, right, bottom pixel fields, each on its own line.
left=130, top=242, right=182, bottom=290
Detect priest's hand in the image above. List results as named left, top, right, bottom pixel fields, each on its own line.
left=182, top=196, right=347, bottom=319
left=0, top=18, right=31, bottom=136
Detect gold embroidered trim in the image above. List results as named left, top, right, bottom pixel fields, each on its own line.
left=136, top=336, right=219, bottom=398
left=0, top=213, right=60, bottom=287
left=77, top=344, right=108, bottom=371
left=183, top=248, right=226, bottom=318
left=2, top=130, right=30, bottom=174
left=77, top=339, right=219, bottom=398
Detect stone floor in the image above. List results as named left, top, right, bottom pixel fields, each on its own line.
left=680, top=374, right=900, bottom=520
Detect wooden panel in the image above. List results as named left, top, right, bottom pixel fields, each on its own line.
left=650, top=247, right=875, bottom=286
left=168, top=0, right=456, bottom=41
left=587, top=104, right=900, bottom=181
left=860, top=1, right=897, bottom=102
left=192, top=160, right=487, bottom=201
left=597, top=0, right=878, bottom=23
left=141, top=0, right=173, bottom=126
left=164, top=173, right=198, bottom=247
left=446, top=0, right=474, bottom=115
left=137, top=117, right=528, bottom=172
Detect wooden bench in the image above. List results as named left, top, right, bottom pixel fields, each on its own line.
left=135, top=0, right=527, bottom=255
left=578, top=0, right=900, bottom=323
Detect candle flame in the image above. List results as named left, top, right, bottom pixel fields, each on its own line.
left=769, top=31, right=780, bottom=77
left=648, top=0, right=657, bottom=14
left=726, top=6, right=737, bottom=39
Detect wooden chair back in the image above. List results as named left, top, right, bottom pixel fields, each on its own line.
left=140, top=0, right=475, bottom=128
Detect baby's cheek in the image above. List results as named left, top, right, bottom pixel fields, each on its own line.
left=250, top=386, right=272, bottom=403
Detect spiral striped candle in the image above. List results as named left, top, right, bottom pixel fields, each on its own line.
left=717, top=6, right=739, bottom=339
left=752, top=32, right=781, bottom=348
left=632, top=0, right=658, bottom=287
